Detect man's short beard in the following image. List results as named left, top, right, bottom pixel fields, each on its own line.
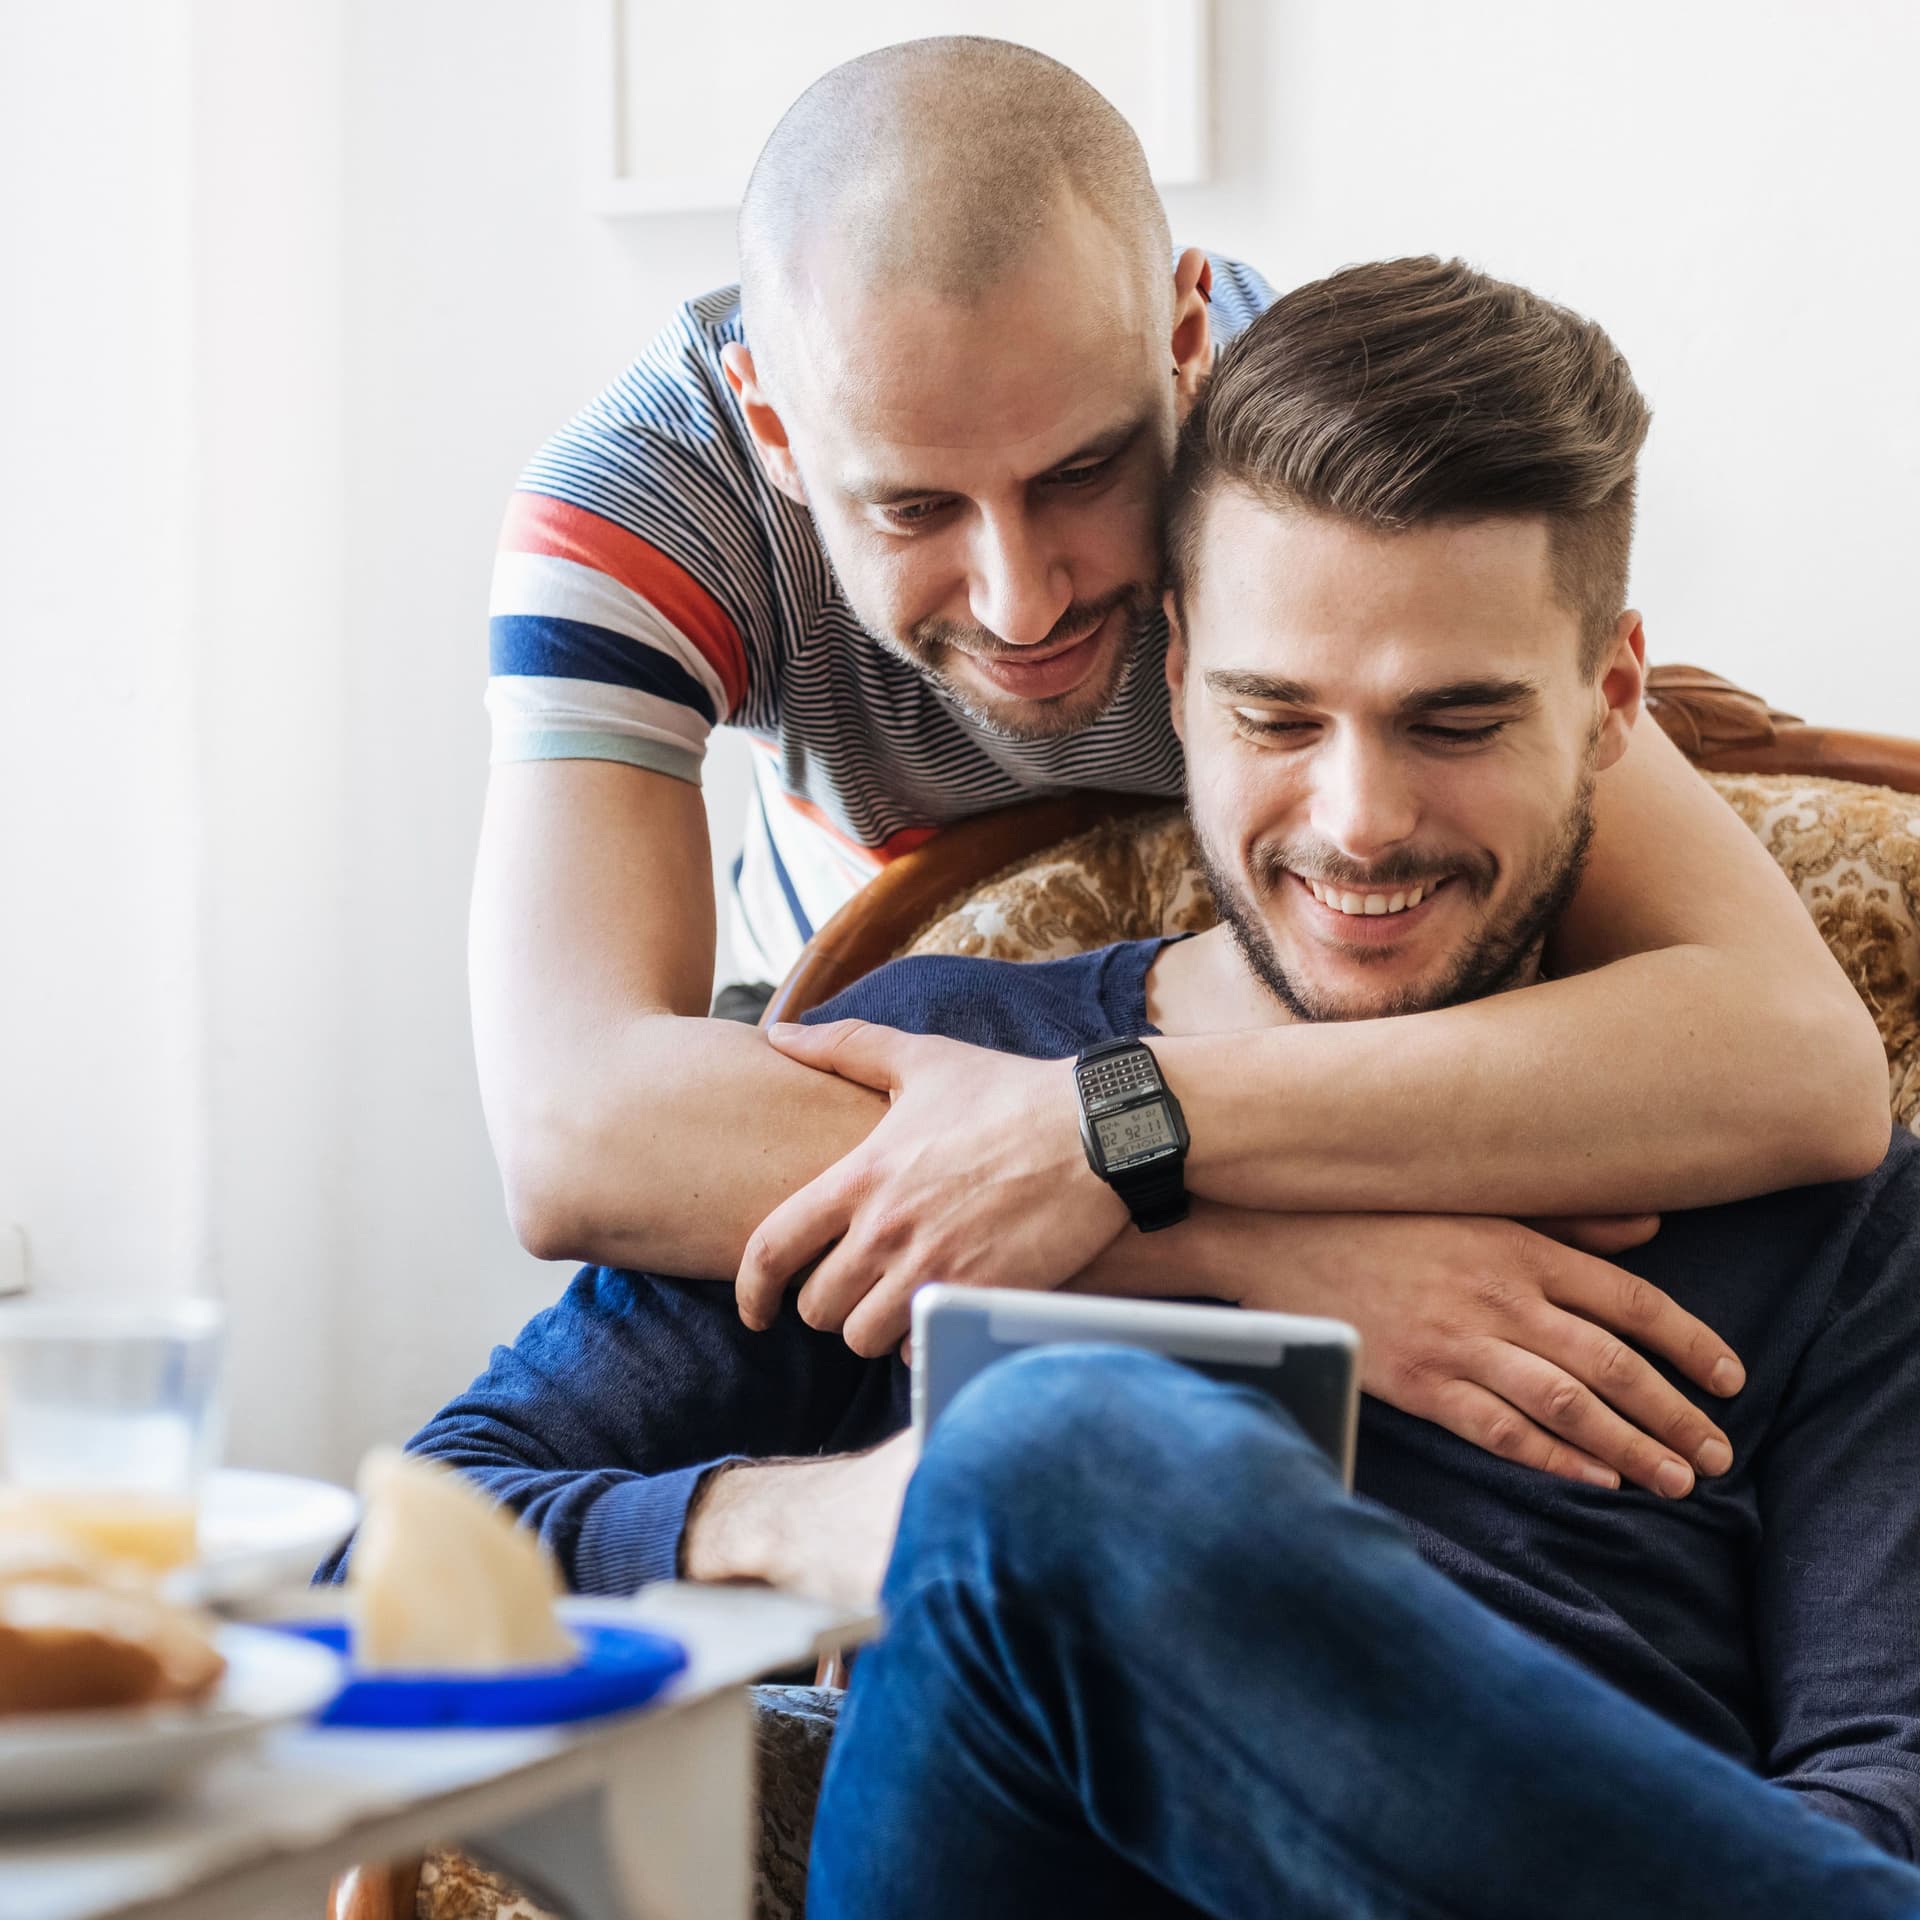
left=862, top=582, right=1159, bottom=743
left=1193, top=764, right=1599, bottom=1024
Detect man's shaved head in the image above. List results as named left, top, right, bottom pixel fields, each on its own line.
left=739, top=36, right=1172, bottom=394
left=724, top=38, right=1210, bottom=743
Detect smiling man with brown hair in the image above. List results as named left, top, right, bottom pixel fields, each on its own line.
left=792, top=258, right=1920, bottom=1920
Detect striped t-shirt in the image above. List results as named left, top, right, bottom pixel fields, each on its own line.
left=487, top=253, right=1277, bottom=981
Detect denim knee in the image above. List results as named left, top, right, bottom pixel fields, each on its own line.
left=896, top=1344, right=1343, bottom=1612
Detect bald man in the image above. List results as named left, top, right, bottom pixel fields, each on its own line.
left=472, top=41, right=1887, bottom=1470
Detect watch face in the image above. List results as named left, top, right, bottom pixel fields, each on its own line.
left=1093, top=1102, right=1177, bottom=1165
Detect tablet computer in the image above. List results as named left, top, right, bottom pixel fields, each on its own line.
left=911, top=1286, right=1362, bottom=1489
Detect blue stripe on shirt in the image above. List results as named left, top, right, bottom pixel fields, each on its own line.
left=763, top=820, right=816, bottom=944
left=490, top=614, right=718, bottom=724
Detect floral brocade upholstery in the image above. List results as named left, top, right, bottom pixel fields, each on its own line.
left=904, top=773, right=1920, bottom=1136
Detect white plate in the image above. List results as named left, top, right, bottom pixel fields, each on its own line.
left=0, top=1623, right=342, bottom=1817
left=170, top=1469, right=358, bottom=1607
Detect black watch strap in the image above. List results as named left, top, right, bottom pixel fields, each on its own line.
left=1107, top=1152, right=1190, bottom=1233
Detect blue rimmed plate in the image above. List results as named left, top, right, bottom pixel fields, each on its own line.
left=273, top=1620, right=687, bottom=1728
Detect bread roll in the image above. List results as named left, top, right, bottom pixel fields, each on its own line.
left=0, top=1580, right=225, bottom=1716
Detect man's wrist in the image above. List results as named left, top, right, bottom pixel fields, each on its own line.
left=680, top=1458, right=800, bottom=1584
left=1079, top=1196, right=1265, bottom=1302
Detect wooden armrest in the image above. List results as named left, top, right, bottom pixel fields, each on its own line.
left=763, top=790, right=1166, bottom=1025
left=327, top=1858, right=422, bottom=1920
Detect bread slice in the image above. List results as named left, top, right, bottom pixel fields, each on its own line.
left=348, top=1450, right=577, bottom=1674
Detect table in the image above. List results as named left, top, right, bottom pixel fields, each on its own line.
left=3, top=1584, right=874, bottom=1920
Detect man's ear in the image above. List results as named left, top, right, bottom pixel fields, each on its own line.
left=719, top=343, right=809, bottom=508
left=1164, top=590, right=1188, bottom=743
left=1170, top=249, right=1214, bottom=420
left=1592, top=611, right=1647, bottom=774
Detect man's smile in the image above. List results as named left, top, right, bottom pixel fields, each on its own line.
left=1285, top=870, right=1461, bottom=947
left=962, top=603, right=1124, bottom=701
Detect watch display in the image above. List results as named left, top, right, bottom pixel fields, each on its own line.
left=1093, top=1103, right=1178, bottom=1165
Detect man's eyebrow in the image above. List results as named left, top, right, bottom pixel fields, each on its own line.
left=1203, top=670, right=1318, bottom=703
left=1041, top=417, right=1150, bottom=474
left=1202, top=670, right=1541, bottom=713
left=842, top=417, right=1151, bottom=507
left=1401, top=678, right=1541, bottom=714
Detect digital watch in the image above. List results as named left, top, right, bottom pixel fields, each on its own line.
left=1073, top=1037, right=1190, bottom=1233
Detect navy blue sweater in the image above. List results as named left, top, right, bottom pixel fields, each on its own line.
left=345, top=940, right=1920, bottom=1858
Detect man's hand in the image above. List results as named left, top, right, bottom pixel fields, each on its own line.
left=1085, top=1208, right=1743, bottom=1497
left=680, top=1431, right=918, bottom=1608
left=737, top=1021, right=1124, bottom=1351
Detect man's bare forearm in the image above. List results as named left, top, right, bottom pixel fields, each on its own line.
left=470, top=761, right=890, bottom=1275
left=506, top=938, right=1882, bottom=1276
left=507, top=1013, right=886, bottom=1275
left=510, top=943, right=1877, bottom=1277
left=497, top=1013, right=886, bottom=1274
left=1158, top=944, right=1888, bottom=1219
left=681, top=1437, right=914, bottom=1605
left=1073, top=1199, right=1256, bottom=1301
left=680, top=1456, right=806, bottom=1584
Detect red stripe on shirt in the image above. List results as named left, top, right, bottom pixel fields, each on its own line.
left=500, top=492, right=749, bottom=716
left=760, top=769, right=941, bottom=866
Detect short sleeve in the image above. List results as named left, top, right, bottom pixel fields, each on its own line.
left=485, top=290, right=788, bottom=785
left=488, top=491, right=750, bottom=785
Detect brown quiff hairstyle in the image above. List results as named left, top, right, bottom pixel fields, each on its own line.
left=1165, top=257, right=1652, bottom=677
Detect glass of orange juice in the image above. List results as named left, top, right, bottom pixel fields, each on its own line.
left=0, top=1297, right=224, bottom=1573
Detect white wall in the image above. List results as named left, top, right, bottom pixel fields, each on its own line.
left=325, top=1, right=752, bottom=1463
left=4, top=0, right=1916, bottom=1482
left=1, top=1, right=358, bottom=1471
left=1174, top=0, right=1920, bottom=733
left=0, top=7, right=205, bottom=1317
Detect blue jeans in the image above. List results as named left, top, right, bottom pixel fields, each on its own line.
left=808, top=1347, right=1920, bottom=1919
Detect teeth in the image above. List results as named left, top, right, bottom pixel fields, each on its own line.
left=1303, top=876, right=1439, bottom=916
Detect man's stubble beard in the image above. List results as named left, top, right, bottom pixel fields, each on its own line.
left=838, top=565, right=1162, bottom=743
left=879, top=576, right=1152, bottom=741
left=1192, top=760, right=1600, bottom=1025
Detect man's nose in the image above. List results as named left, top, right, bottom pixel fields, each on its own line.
left=967, top=511, right=1073, bottom=648
left=1311, top=727, right=1421, bottom=865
